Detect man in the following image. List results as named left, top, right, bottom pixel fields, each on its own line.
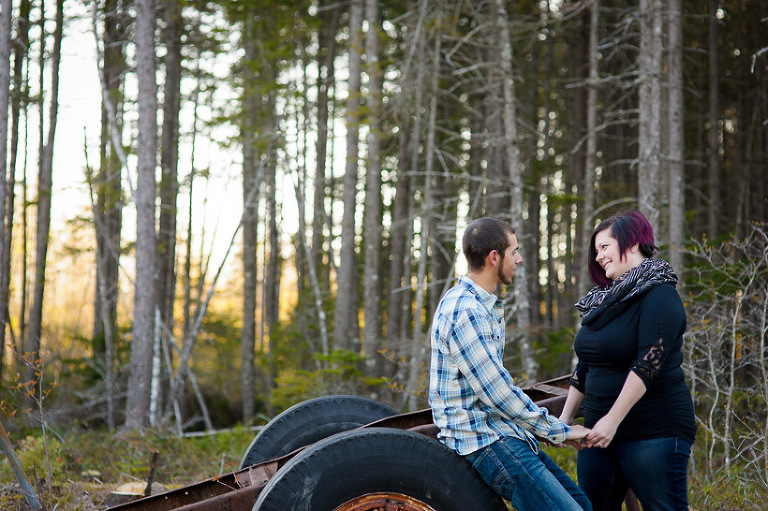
left=429, top=217, right=592, bottom=511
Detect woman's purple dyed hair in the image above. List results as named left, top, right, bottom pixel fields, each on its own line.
left=587, top=209, right=658, bottom=287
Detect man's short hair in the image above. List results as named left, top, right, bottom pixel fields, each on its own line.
left=462, top=217, right=516, bottom=272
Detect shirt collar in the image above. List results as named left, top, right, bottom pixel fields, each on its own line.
left=458, top=275, right=499, bottom=310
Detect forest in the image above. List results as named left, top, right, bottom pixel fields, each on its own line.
left=0, top=0, right=767, bottom=508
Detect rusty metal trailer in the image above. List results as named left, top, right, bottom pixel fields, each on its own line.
left=105, top=376, right=636, bottom=511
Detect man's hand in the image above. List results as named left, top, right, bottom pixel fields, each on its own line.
left=558, top=424, right=592, bottom=449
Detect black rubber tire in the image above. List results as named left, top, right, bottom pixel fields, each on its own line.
left=252, top=427, right=507, bottom=511
left=239, top=395, right=398, bottom=468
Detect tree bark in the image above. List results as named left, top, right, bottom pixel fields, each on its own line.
left=578, top=0, right=599, bottom=297
left=707, top=0, right=720, bottom=239
left=667, top=0, right=685, bottom=272
left=334, top=0, right=363, bottom=352
left=311, top=0, right=338, bottom=279
left=26, top=0, right=63, bottom=388
left=363, top=0, right=382, bottom=370
left=405, top=7, right=441, bottom=410
left=495, top=0, right=536, bottom=381
left=155, top=0, right=183, bottom=423
left=638, top=0, right=663, bottom=236
left=264, top=113, right=279, bottom=406
left=125, top=0, right=158, bottom=430
left=91, top=0, right=129, bottom=430
left=0, top=0, right=21, bottom=385
left=93, top=0, right=126, bottom=354
left=240, top=11, right=260, bottom=424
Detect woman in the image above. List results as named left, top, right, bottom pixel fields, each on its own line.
left=560, top=210, right=696, bottom=511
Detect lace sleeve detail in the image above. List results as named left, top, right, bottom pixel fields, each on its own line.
left=632, top=333, right=665, bottom=388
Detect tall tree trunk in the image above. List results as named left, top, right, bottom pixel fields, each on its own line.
left=363, top=0, right=382, bottom=371
left=126, top=0, right=158, bottom=430
left=485, top=0, right=506, bottom=218
left=334, top=0, right=363, bottom=352
left=92, top=0, right=128, bottom=431
left=240, top=11, right=260, bottom=424
left=389, top=0, right=428, bottom=400
left=495, top=0, right=536, bottom=381
left=707, top=0, right=720, bottom=239
left=563, top=6, right=586, bottom=328
left=264, top=111, right=279, bottom=404
left=293, top=160, right=330, bottom=361
left=26, top=0, right=62, bottom=387
left=638, top=0, right=663, bottom=236
left=383, top=120, right=410, bottom=389
left=0, top=0, right=23, bottom=385
left=667, top=0, right=685, bottom=272
left=154, top=0, right=183, bottom=423
left=93, top=0, right=126, bottom=351
left=405, top=8, right=441, bottom=411
left=180, top=54, right=202, bottom=422
left=311, top=0, right=338, bottom=278
left=578, top=0, right=599, bottom=297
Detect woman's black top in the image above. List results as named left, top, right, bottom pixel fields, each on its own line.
left=571, top=283, right=696, bottom=443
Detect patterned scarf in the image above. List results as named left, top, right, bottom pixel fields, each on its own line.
left=575, top=258, right=678, bottom=323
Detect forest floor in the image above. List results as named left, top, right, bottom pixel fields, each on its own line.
left=0, top=426, right=256, bottom=511
left=0, top=476, right=185, bottom=510
left=0, top=481, right=106, bottom=510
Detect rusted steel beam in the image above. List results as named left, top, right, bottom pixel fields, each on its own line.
left=105, top=462, right=279, bottom=511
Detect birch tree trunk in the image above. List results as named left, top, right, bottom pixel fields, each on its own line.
left=363, top=0, right=382, bottom=369
left=638, top=0, right=662, bottom=236
left=495, top=0, right=536, bottom=381
left=334, top=0, right=363, bottom=352
left=125, top=0, right=158, bottom=430
left=667, top=0, right=685, bottom=272
left=26, top=0, right=62, bottom=387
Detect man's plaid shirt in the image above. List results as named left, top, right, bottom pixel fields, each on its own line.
left=428, top=276, right=571, bottom=455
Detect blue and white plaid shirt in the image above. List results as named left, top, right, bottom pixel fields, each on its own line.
left=429, top=276, right=571, bottom=455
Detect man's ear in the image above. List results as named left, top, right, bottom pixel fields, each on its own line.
left=486, top=250, right=499, bottom=268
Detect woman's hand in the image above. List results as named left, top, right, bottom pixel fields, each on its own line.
left=585, top=415, right=620, bottom=448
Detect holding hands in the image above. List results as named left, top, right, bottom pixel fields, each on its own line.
left=558, top=417, right=620, bottom=449
left=584, top=414, right=619, bottom=449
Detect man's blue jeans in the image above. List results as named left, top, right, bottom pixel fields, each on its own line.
left=577, top=436, right=692, bottom=511
left=465, top=436, right=592, bottom=511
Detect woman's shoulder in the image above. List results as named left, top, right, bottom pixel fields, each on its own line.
left=640, top=283, right=685, bottom=313
left=644, top=282, right=680, bottom=299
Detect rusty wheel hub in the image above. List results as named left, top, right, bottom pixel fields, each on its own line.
left=332, top=492, right=438, bottom=511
